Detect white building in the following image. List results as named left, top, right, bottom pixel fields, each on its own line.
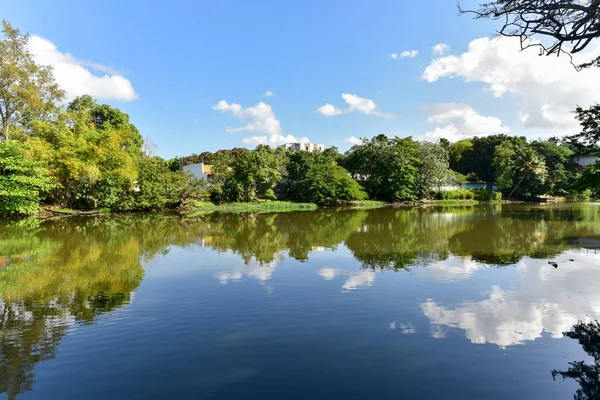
left=183, top=163, right=213, bottom=181
left=282, top=143, right=325, bottom=152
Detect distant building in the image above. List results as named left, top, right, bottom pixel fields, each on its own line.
left=183, top=163, right=213, bottom=181
left=282, top=143, right=325, bottom=152
left=572, top=154, right=599, bottom=167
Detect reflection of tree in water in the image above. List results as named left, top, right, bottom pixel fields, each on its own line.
left=193, top=204, right=600, bottom=269
left=0, top=215, right=190, bottom=399
left=552, top=320, right=600, bottom=400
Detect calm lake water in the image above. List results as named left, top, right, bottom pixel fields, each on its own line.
left=1, top=203, right=600, bottom=399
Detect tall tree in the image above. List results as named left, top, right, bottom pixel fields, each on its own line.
left=493, top=140, right=548, bottom=199
left=417, top=141, right=450, bottom=196
left=572, top=104, right=600, bottom=152
left=0, top=21, right=64, bottom=140
left=345, top=135, right=421, bottom=201
left=460, top=0, right=600, bottom=69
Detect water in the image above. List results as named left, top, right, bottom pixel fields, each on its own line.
left=1, top=203, right=600, bottom=399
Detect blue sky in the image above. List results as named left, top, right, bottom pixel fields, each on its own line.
left=4, top=0, right=600, bottom=159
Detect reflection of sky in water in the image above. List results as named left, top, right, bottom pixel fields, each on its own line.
left=420, top=251, right=600, bottom=347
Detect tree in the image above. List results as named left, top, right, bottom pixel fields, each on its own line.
left=285, top=151, right=367, bottom=205
left=530, top=139, right=575, bottom=195
left=0, top=21, right=64, bottom=140
left=449, top=139, right=474, bottom=174
left=417, top=142, right=450, bottom=197
left=0, top=140, right=55, bottom=214
left=460, top=1, right=600, bottom=69
left=574, top=160, right=600, bottom=197
left=345, top=135, right=421, bottom=201
left=572, top=104, right=600, bottom=151
left=493, top=140, right=548, bottom=199
left=210, top=148, right=281, bottom=202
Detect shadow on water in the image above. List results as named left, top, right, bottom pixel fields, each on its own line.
left=553, top=320, right=600, bottom=400
left=0, top=203, right=599, bottom=398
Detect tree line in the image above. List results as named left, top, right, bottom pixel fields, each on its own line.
left=1, top=19, right=599, bottom=215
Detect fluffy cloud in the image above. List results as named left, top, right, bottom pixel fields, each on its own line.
left=318, top=267, right=376, bottom=292
left=421, top=252, right=600, bottom=348
left=389, top=50, right=419, bottom=60
left=264, top=90, right=275, bottom=97
left=316, top=103, right=345, bottom=116
left=421, top=102, right=509, bottom=142
left=213, top=100, right=308, bottom=146
left=28, top=35, right=137, bottom=101
left=422, top=36, right=600, bottom=132
left=317, top=93, right=395, bottom=120
left=345, top=136, right=363, bottom=146
left=432, top=43, right=450, bottom=55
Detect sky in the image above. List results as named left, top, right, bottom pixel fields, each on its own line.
left=4, top=0, right=600, bottom=159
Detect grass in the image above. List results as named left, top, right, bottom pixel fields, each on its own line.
left=342, top=200, right=388, bottom=209
left=188, top=200, right=318, bottom=215
left=431, top=199, right=479, bottom=204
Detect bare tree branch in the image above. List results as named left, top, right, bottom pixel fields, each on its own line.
left=458, top=0, right=600, bottom=69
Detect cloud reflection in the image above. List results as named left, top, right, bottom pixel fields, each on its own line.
left=318, top=267, right=376, bottom=292
left=421, top=252, right=600, bottom=348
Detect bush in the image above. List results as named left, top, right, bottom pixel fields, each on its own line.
left=435, top=189, right=475, bottom=200
left=473, top=189, right=502, bottom=201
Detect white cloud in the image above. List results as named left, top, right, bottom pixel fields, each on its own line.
left=318, top=267, right=376, bottom=292
left=389, top=50, right=419, bottom=59
left=401, top=50, right=419, bottom=58
left=432, top=43, right=450, bottom=56
left=317, top=93, right=395, bottom=120
left=264, top=90, right=275, bottom=97
left=422, top=36, right=600, bottom=133
left=316, top=103, right=345, bottom=116
left=345, top=136, right=363, bottom=146
left=213, top=100, right=308, bottom=146
left=28, top=35, right=137, bottom=101
left=421, top=252, right=600, bottom=348
left=421, top=102, right=509, bottom=142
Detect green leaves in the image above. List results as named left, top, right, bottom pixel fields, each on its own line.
left=0, top=141, right=55, bottom=215
left=346, top=135, right=421, bottom=201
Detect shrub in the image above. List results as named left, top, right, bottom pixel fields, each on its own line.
left=473, top=189, right=502, bottom=201
left=435, top=189, right=475, bottom=200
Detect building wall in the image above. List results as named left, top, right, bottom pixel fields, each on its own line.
left=283, top=143, right=325, bottom=152
left=183, top=163, right=211, bottom=181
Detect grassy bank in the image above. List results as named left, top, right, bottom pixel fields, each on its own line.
left=188, top=200, right=318, bottom=215
left=341, top=200, right=388, bottom=209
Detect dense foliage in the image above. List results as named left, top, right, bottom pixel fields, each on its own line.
left=285, top=151, right=367, bottom=205
left=346, top=135, right=421, bottom=201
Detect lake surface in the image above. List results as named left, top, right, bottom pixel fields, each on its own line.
left=1, top=203, right=600, bottom=399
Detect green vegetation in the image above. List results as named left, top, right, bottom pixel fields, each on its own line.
left=189, top=200, right=317, bottom=215
left=1, top=18, right=599, bottom=217
left=435, top=190, right=476, bottom=200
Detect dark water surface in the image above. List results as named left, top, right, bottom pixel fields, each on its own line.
left=1, top=203, right=600, bottom=399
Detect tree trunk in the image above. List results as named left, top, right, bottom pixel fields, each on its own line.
left=507, top=172, right=527, bottom=200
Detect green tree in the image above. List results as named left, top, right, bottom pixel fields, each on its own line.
left=417, top=141, right=450, bottom=197
left=0, top=21, right=64, bottom=140
left=210, top=148, right=281, bottom=202
left=0, top=140, right=55, bottom=215
left=572, top=104, right=600, bottom=152
left=574, top=160, right=600, bottom=198
left=493, top=140, right=548, bottom=199
left=346, top=135, right=421, bottom=201
left=530, top=139, right=575, bottom=195
left=285, top=151, right=367, bottom=205
left=449, top=139, right=473, bottom=174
